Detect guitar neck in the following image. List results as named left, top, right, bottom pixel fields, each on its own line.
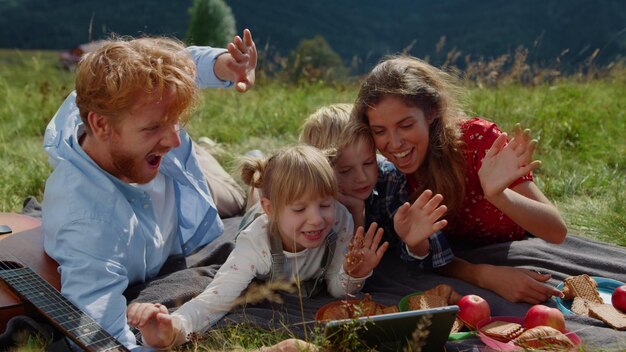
left=0, top=266, right=129, bottom=352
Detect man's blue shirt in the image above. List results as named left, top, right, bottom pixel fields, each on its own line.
left=42, top=46, right=230, bottom=349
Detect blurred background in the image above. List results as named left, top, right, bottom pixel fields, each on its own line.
left=1, top=0, right=624, bottom=76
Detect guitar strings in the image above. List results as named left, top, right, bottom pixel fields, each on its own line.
left=0, top=250, right=124, bottom=351
left=0, top=250, right=99, bottom=346
left=0, top=249, right=128, bottom=351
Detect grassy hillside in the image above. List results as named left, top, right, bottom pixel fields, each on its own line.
left=0, top=49, right=74, bottom=211
left=2, top=49, right=622, bottom=246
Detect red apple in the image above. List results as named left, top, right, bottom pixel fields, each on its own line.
left=612, top=285, right=626, bottom=313
left=457, top=294, right=491, bottom=329
left=523, top=304, right=566, bottom=332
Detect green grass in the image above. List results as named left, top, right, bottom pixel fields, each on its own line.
left=190, top=75, right=626, bottom=247
left=466, top=78, right=626, bottom=245
left=1, top=50, right=625, bottom=245
left=1, top=49, right=625, bottom=351
left=0, top=50, right=74, bottom=212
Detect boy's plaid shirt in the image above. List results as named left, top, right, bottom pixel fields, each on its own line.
left=365, top=155, right=454, bottom=269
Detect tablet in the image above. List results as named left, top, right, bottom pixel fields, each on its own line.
left=323, top=305, right=458, bottom=351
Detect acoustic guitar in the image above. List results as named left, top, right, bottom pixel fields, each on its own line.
left=0, top=213, right=129, bottom=351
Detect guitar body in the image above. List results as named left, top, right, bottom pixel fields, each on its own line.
left=0, top=213, right=60, bottom=333
left=0, top=213, right=129, bottom=351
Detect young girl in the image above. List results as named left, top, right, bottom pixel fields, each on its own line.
left=352, top=55, right=568, bottom=303
left=300, top=104, right=453, bottom=268
left=127, top=145, right=389, bottom=349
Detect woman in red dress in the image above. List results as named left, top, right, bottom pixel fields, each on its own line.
left=353, top=55, right=567, bottom=304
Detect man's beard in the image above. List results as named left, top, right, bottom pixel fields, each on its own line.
left=110, top=148, right=156, bottom=184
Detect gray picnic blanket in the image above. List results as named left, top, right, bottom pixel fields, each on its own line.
left=127, top=216, right=626, bottom=351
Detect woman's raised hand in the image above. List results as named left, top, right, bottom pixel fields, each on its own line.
left=478, top=124, right=541, bottom=199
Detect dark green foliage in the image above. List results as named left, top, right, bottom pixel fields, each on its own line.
left=185, top=0, right=236, bottom=47
left=226, top=0, right=626, bottom=71
left=0, top=0, right=193, bottom=46
left=286, top=36, right=348, bottom=83
left=1, top=0, right=624, bottom=72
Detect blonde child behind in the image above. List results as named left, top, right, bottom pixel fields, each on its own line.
left=300, top=104, right=454, bottom=268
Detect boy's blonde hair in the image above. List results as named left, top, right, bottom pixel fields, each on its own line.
left=240, top=145, right=338, bottom=235
left=299, top=104, right=375, bottom=164
left=75, top=36, right=198, bottom=133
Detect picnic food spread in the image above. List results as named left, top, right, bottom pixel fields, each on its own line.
left=560, top=274, right=626, bottom=330
left=402, top=284, right=469, bottom=333
left=562, top=274, right=603, bottom=303
left=456, top=294, right=491, bottom=330
left=316, top=281, right=609, bottom=349
left=479, top=320, right=524, bottom=342
left=512, top=326, right=575, bottom=350
left=316, top=294, right=398, bottom=320
left=316, top=284, right=466, bottom=331
left=477, top=313, right=581, bottom=351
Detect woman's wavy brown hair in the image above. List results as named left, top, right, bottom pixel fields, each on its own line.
left=353, top=55, right=467, bottom=215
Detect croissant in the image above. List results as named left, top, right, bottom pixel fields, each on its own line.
left=424, top=284, right=453, bottom=302
left=407, top=294, right=447, bottom=310
left=512, top=326, right=574, bottom=350
left=423, top=284, right=462, bottom=304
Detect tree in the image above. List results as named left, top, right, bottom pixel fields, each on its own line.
left=186, top=0, right=236, bottom=47
left=286, top=35, right=348, bottom=84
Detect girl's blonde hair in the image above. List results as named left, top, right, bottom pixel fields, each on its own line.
left=299, top=103, right=376, bottom=165
left=353, top=55, right=467, bottom=215
left=240, top=145, right=338, bottom=235
left=75, top=36, right=198, bottom=133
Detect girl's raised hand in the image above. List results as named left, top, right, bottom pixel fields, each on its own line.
left=393, top=189, right=447, bottom=248
left=344, top=222, right=388, bottom=278
left=478, top=124, right=542, bottom=199
left=127, top=302, right=179, bottom=349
